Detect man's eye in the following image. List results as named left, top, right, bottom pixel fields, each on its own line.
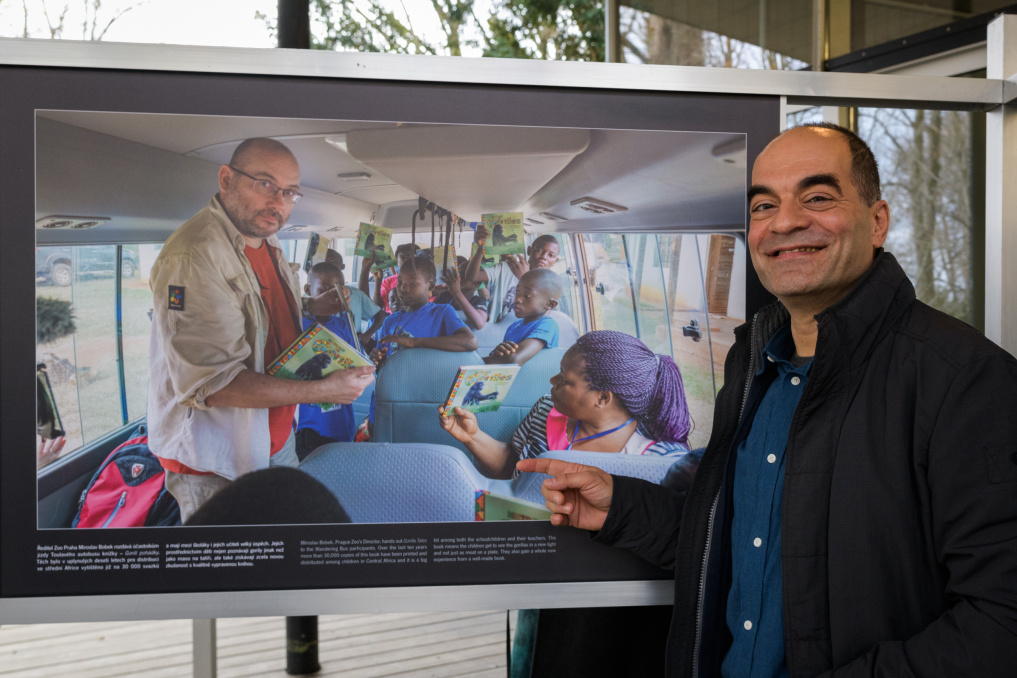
left=750, top=201, right=774, bottom=213
left=256, top=180, right=274, bottom=190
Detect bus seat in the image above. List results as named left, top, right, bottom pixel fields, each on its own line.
left=510, top=448, right=689, bottom=506
left=373, top=347, right=485, bottom=454
left=473, top=315, right=516, bottom=356
left=547, top=310, right=580, bottom=349
left=474, top=311, right=581, bottom=356
left=300, top=442, right=512, bottom=523
left=351, top=377, right=375, bottom=424
left=502, top=348, right=564, bottom=410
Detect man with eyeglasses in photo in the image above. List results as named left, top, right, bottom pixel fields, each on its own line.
left=148, top=137, right=374, bottom=522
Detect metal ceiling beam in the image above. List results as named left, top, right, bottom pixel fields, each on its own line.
left=0, top=37, right=1006, bottom=110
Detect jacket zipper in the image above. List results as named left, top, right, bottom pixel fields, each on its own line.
left=102, top=491, right=128, bottom=528
left=692, top=491, right=721, bottom=678
left=692, top=310, right=762, bottom=678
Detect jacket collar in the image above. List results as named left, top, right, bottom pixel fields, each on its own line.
left=752, top=250, right=916, bottom=373
left=814, top=249, right=915, bottom=372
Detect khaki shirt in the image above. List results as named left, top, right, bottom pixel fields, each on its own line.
left=147, top=197, right=301, bottom=479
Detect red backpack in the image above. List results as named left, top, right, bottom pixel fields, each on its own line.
left=72, top=426, right=181, bottom=528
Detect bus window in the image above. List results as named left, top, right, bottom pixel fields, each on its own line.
left=36, top=245, right=126, bottom=462
left=583, top=233, right=637, bottom=336
left=123, top=244, right=159, bottom=422
left=544, top=233, right=583, bottom=328
left=580, top=232, right=746, bottom=449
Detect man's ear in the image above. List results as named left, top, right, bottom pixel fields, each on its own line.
left=304, top=283, right=311, bottom=296
left=870, top=199, right=890, bottom=249
left=546, top=298, right=559, bottom=311
left=218, top=165, right=233, bottom=193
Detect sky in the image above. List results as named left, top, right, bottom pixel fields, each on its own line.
left=0, top=0, right=469, bottom=51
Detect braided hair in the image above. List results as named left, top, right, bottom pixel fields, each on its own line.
left=571, top=331, right=691, bottom=446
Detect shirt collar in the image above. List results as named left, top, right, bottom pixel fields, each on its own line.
left=757, top=323, right=812, bottom=375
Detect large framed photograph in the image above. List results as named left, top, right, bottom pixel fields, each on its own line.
left=1, top=43, right=778, bottom=621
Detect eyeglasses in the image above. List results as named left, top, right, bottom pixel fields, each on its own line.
left=228, top=166, right=303, bottom=204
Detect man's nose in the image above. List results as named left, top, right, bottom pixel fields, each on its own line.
left=769, top=199, right=809, bottom=234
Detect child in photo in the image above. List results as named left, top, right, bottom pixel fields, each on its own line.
left=433, top=260, right=489, bottom=330
left=294, top=262, right=364, bottom=458
left=326, top=249, right=387, bottom=349
left=359, top=243, right=420, bottom=313
left=369, top=256, right=478, bottom=369
left=484, top=268, right=561, bottom=366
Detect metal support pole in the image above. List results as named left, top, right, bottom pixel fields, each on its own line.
left=286, top=616, right=321, bottom=675
left=276, top=4, right=322, bottom=670
left=277, top=0, right=310, bottom=50
left=811, top=0, right=826, bottom=71
left=604, top=0, right=620, bottom=63
left=192, top=619, right=217, bottom=678
left=985, top=14, right=1017, bottom=353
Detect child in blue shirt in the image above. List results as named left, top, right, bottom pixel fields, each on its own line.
left=370, top=255, right=478, bottom=367
left=484, top=268, right=561, bottom=366
left=294, top=262, right=365, bottom=458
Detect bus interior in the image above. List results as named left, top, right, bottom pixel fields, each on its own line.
left=35, top=110, right=748, bottom=527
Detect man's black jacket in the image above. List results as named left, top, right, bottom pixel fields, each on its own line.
left=596, top=252, right=1017, bottom=677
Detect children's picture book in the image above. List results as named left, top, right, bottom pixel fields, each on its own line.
left=301, top=233, right=330, bottom=273
left=475, top=490, right=552, bottom=521
left=481, top=212, right=525, bottom=260
left=354, top=222, right=396, bottom=269
left=440, top=365, right=521, bottom=416
left=425, top=243, right=457, bottom=286
left=470, top=241, right=497, bottom=269
left=267, top=323, right=373, bottom=412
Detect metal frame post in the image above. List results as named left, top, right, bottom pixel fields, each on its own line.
left=985, top=14, right=1017, bottom=352
left=193, top=618, right=217, bottom=678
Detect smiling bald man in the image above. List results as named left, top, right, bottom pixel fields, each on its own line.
left=518, top=123, right=1017, bottom=677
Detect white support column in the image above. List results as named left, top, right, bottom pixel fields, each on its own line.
left=193, top=618, right=217, bottom=678
left=605, top=0, right=620, bottom=63
left=985, top=14, right=1017, bottom=353
left=811, top=0, right=826, bottom=72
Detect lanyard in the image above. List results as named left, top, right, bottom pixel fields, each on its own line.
left=567, top=418, right=635, bottom=450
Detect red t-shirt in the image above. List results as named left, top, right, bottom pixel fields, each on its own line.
left=159, top=243, right=299, bottom=476
left=380, top=274, right=398, bottom=312
left=244, top=243, right=301, bottom=456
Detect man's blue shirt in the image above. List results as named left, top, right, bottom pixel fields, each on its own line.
left=722, top=323, right=811, bottom=678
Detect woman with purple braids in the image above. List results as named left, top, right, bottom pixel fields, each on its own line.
left=440, top=330, right=691, bottom=479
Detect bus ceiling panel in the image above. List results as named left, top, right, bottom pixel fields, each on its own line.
left=523, top=130, right=744, bottom=229
left=541, top=194, right=746, bottom=235
left=36, top=116, right=379, bottom=244
left=0, top=38, right=1002, bottom=110
left=36, top=117, right=218, bottom=242
left=345, top=126, right=591, bottom=222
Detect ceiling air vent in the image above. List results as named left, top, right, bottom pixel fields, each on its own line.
left=538, top=212, right=568, bottom=223
left=569, top=197, right=628, bottom=215
left=524, top=217, right=545, bottom=226
left=37, top=215, right=110, bottom=229
left=337, top=171, right=372, bottom=181
left=281, top=225, right=306, bottom=233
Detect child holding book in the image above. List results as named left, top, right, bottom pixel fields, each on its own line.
left=433, top=261, right=489, bottom=330
left=369, top=256, right=478, bottom=369
left=294, top=262, right=365, bottom=458
left=484, top=268, right=561, bottom=366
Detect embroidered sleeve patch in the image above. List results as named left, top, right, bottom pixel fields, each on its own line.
left=168, top=285, right=185, bottom=311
